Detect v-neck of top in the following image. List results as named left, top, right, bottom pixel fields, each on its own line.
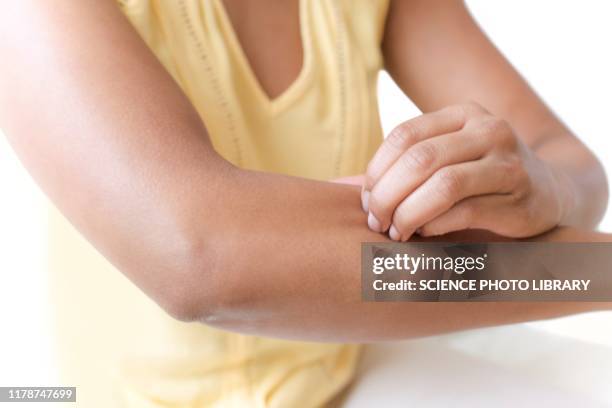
left=213, top=0, right=313, bottom=113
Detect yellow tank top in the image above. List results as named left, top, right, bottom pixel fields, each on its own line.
left=49, top=1, right=389, bottom=406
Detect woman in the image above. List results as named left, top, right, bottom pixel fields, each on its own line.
left=0, top=0, right=608, bottom=406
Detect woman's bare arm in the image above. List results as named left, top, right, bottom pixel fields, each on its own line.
left=0, top=0, right=233, bottom=318
left=0, top=0, right=608, bottom=342
left=382, top=0, right=608, bottom=230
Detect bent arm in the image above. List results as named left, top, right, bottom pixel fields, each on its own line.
left=1, top=0, right=607, bottom=343
left=382, top=0, right=608, bottom=228
left=0, top=0, right=232, bottom=318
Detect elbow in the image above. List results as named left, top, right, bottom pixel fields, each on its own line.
left=155, top=235, right=228, bottom=324
left=158, top=234, right=265, bottom=332
left=160, top=284, right=209, bottom=323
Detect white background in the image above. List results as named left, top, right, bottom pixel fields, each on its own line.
left=1, top=0, right=612, bottom=399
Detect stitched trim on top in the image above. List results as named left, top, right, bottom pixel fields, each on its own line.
left=330, top=0, right=348, bottom=178
left=177, top=0, right=243, bottom=167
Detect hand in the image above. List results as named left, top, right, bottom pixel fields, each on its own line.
left=362, top=102, right=572, bottom=241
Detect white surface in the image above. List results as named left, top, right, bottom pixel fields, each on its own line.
left=343, top=325, right=612, bottom=407
left=1, top=0, right=612, bottom=404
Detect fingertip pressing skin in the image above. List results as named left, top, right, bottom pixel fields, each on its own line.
left=361, top=189, right=370, bottom=212
left=367, top=211, right=383, bottom=232
left=388, top=224, right=400, bottom=241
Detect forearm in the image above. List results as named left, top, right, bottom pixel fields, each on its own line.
left=201, top=174, right=610, bottom=342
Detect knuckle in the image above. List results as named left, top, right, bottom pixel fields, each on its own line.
left=496, top=157, right=516, bottom=184
left=509, top=182, right=532, bottom=209
left=515, top=171, right=533, bottom=197
left=500, top=157, right=526, bottom=190
left=480, top=117, right=516, bottom=147
left=434, top=167, right=463, bottom=200
left=458, top=101, right=487, bottom=118
left=387, top=121, right=421, bottom=149
left=400, top=142, right=437, bottom=173
left=478, top=116, right=502, bottom=133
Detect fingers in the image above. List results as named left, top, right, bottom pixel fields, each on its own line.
left=363, top=103, right=488, bottom=200
left=367, top=129, right=493, bottom=232
left=388, top=158, right=515, bottom=241
left=418, top=195, right=511, bottom=237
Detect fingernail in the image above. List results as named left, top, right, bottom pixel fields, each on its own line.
left=389, top=225, right=400, bottom=241
left=361, top=190, right=370, bottom=212
left=368, top=212, right=382, bottom=232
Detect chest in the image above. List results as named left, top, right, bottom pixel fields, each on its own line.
left=220, top=0, right=303, bottom=100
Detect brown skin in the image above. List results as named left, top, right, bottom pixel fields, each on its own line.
left=370, top=0, right=608, bottom=239
left=221, top=0, right=303, bottom=100
left=0, top=0, right=609, bottom=342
